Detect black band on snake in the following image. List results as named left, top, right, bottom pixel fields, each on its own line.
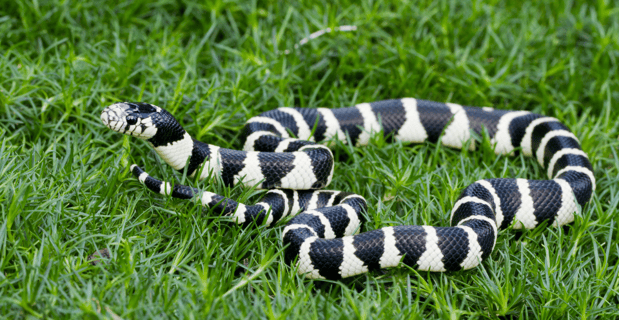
left=100, top=99, right=595, bottom=280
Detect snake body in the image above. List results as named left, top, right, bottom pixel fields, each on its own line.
left=101, top=99, right=594, bottom=280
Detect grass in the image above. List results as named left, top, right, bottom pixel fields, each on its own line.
left=1, top=0, right=618, bottom=318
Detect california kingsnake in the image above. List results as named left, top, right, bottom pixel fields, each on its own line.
left=100, top=99, right=595, bottom=280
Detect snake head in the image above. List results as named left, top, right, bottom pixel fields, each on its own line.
left=101, top=102, right=186, bottom=146
left=101, top=102, right=162, bottom=139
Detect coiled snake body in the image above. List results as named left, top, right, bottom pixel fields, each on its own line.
left=101, top=99, right=594, bottom=280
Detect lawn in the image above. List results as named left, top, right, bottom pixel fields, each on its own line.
left=1, top=0, right=618, bottom=318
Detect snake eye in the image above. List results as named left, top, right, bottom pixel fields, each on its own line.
left=126, top=115, right=138, bottom=125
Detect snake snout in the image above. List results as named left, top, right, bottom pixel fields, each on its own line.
left=101, top=103, right=133, bottom=132
left=100, top=108, right=120, bottom=126
left=100, top=110, right=111, bottom=126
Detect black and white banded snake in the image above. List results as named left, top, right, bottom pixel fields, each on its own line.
left=100, top=99, right=595, bottom=280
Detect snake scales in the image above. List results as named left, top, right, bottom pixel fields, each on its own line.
left=100, top=99, right=594, bottom=280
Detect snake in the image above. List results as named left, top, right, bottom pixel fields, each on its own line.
left=100, top=99, right=595, bottom=280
